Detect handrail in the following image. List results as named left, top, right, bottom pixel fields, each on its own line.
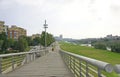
left=61, top=50, right=113, bottom=72
left=114, top=65, right=120, bottom=74
left=60, top=50, right=113, bottom=77
left=0, top=48, right=49, bottom=74
left=0, top=50, right=44, bottom=58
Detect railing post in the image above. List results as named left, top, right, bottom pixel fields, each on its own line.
left=12, top=56, right=15, bottom=70
left=86, top=62, right=89, bottom=77
left=79, top=60, right=82, bottom=77
left=26, top=54, right=30, bottom=63
left=30, top=54, right=31, bottom=61
left=0, top=57, right=2, bottom=74
left=29, top=54, right=31, bottom=61
left=30, top=54, right=32, bottom=62
left=25, top=54, right=27, bottom=63
left=66, top=54, right=68, bottom=65
left=33, top=53, right=36, bottom=60
left=98, top=68, right=102, bottom=77
left=69, top=55, right=71, bottom=69
left=73, top=57, right=75, bottom=75
left=66, top=54, right=68, bottom=64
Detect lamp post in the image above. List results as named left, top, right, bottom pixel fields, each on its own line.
left=43, top=20, right=48, bottom=49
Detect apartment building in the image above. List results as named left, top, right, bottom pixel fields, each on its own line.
left=8, top=25, right=27, bottom=39
left=0, top=21, right=8, bottom=35
left=32, top=34, right=41, bottom=39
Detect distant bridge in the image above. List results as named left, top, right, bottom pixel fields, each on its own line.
left=0, top=43, right=120, bottom=77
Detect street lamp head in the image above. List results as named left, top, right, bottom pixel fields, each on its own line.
left=44, top=26, right=48, bottom=28
left=44, top=24, right=48, bottom=27
left=43, top=20, right=48, bottom=28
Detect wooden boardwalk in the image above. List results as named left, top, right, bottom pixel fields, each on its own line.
left=3, top=49, right=73, bottom=77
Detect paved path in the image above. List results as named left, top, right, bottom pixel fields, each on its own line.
left=3, top=46, right=73, bottom=77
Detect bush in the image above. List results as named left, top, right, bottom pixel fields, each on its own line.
left=93, top=42, right=106, bottom=50
left=110, top=43, right=120, bottom=53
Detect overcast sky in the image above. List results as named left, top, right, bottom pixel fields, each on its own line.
left=0, top=0, right=120, bottom=39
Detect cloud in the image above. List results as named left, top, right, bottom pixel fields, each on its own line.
left=0, top=0, right=15, bottom=9
left=0, top=0, right=120, bottom=39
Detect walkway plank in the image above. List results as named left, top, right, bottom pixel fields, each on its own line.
left=4, top=51, right=73, bottom=77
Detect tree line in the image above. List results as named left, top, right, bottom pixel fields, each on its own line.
left=75, top=37, right=120, bottom=53
left=0, top=31, right=55, bottom=54
left=92, top=39, right=120, bottom=53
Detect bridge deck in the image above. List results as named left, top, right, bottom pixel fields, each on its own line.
left=4, top=50, right=73, bottom=77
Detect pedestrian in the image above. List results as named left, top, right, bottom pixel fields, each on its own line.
left=52, top=47, right=54, bottom=51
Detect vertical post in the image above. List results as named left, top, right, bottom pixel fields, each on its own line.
left=73, top=57, right=76, bottom=75
left=65, top=54, right=67, bottom=64
left=45, top=20, right=46, bottom=48
left=33, top=53, right=36, bottom=60
left=0, top=57, right=2, bottom=74
left=86, top=62, right=89, bottom=77
left=30, top=53, right=32, bottom=62
left=12, top=56, right=15, bottom=70
left=98, top=68, right=102, bottom=77
left=20, top=55, right=23, bottom=64
left=31, top=54, right=32, bottom=61
left=79, top=60, right=82, bottom=77
left=26, top=54, right=30, bottom=63
left=69, top=56, right=71, bottom=69
left=31, top=53, right=33, bottom=61
left=25, top=54, right=28, bottom=63
left=67, top=55, right=69, bottom=66
left=43, top=20, right=48, bottom=50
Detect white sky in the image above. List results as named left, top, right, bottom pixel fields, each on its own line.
left=0, top=0, right=120, bottom=39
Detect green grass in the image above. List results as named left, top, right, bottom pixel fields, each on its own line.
left=60, top=42, right=120, bottom=77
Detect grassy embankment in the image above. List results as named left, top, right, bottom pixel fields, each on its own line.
left=60, top=42, right=120, bottom=77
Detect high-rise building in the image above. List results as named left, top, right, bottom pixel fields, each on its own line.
left=8, top=25, right=27, bottom=39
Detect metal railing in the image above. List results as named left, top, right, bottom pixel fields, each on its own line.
left=0, top=49, right=48, bottom=74
left=114, top=65, right=120, bottom=74
left=60, top=50, right=113, bottom=77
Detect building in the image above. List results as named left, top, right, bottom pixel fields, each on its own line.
left=60, top=35, right=63, bottom=39
left=55, top=35, right=63, bottom=41
left=32, top=34, right=41, bottom=39
left=8, top=25, right=27, bottom=39
left=0, top=21, right=8, bottom=35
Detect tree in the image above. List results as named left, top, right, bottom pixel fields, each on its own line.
left=2, top=39, right=9, bottom=51
left=40, top=32, right=45, bottom=46
left=0, top=32, right=7, bottom=40
left=46, top=33, right=55, bottom=46
left=0, top=32, right=8, bottom=51
left=110, top=41, right=120, bottom=53
left=26, top=37, right=32, bottom=46
left=93, top=42, right=106, bottom=50
left=18, top=36, right=28, bottom=52
left=32, top=37, right=41, bottom=46
left=0, top=40, right=3, bottom=50
left=7, top=38, right=15, bottom=48
left=40, top=31, right=55, bottom=46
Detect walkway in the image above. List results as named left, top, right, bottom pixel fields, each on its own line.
left=4, top=48, right=73, bottom=77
